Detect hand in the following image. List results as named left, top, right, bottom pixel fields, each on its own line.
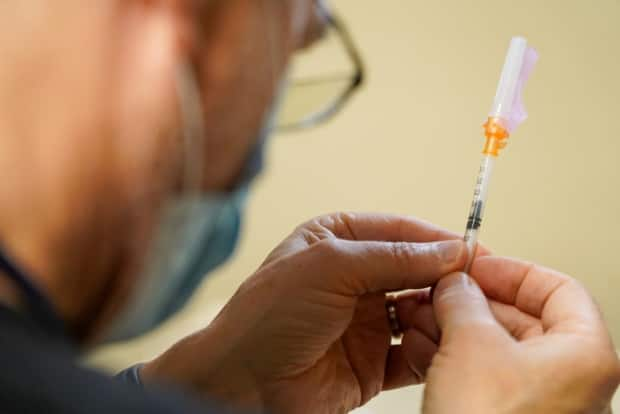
left=142, top=213, right=468, bottom=413
left=423, top=258, right=620, bottom=414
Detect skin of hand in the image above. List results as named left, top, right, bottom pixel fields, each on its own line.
left=142, top=213, right=468, bottom=413
left=422, top=259, right=620, bottom=414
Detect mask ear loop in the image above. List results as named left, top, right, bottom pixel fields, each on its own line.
left=101, top=62, right=209, bottom=342
left=175, top=61, right=207, bottom=196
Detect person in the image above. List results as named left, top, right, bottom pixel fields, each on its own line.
left=0, top=1, right=618, bottom=413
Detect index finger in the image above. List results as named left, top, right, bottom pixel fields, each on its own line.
left=470, top=256, right=604, bottom=335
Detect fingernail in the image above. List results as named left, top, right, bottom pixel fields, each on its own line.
left=456, top=272, right=471, bottom=286
left=437, top=240, right=464, bottom=264
left=456, top=272, right=482, bottom=293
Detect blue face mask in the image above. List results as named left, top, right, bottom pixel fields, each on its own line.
left=101, top=55, right=288, bottom=342
left=103, top=101, right=274, bottom=342
left=103, top=189, right=247, bottom=342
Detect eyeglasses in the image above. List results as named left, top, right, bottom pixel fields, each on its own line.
left=276, top=4, right=365, bottom=132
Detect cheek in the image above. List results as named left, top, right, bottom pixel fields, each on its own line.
left=115, top=30, right=182, bottom=202
left=196, top=0, right=294, bottom=189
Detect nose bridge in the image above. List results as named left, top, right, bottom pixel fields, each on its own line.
left=290, top=0, right=311, bottom=39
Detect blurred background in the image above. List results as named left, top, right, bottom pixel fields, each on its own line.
left=90, top=0, right=620, bottom=411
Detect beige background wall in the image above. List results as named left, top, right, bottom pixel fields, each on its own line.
left=91, top=0, right=620, bottom=411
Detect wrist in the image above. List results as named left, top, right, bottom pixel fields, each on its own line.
left=141, top=325, right=264, bottom=411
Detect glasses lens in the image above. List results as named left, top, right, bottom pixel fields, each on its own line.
left=277, top=76, right=353, bottom=130
left=276, top=20, right=358, bottom=131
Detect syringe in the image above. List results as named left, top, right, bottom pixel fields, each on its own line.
left=464, top=37, right=538, bottom=272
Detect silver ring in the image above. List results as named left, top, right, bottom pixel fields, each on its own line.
left=386, top=296, right=403, bottom=339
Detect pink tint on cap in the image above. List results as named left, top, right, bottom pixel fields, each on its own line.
left=505, top=47, right=539, bottom=133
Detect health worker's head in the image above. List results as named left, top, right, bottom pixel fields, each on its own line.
left=0, top=0, right=327, bottom=341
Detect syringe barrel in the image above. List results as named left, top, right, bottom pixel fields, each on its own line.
left=464, top=155, right=495, bottom=272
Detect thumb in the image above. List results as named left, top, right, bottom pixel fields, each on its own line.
left=433, top=273, right=503, bottom=341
